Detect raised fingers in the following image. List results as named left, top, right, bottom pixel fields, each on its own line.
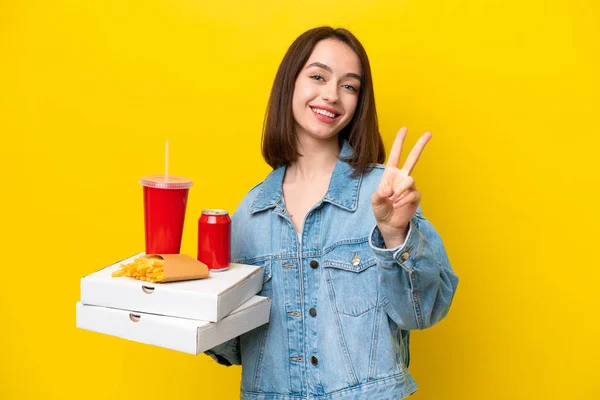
left=401, top=132, right=432, bottom=175
left=385, top=127, right=408, bottom=169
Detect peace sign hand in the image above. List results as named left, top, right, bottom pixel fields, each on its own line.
left=371, top=127, right=432, bottom=248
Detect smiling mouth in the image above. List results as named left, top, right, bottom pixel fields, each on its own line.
left=310, top=106, right=340, bottom=119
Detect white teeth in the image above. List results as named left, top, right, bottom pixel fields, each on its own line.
left=311, top=107, right=336, bottom=118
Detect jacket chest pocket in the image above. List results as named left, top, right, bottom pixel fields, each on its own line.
left=323, top=243, right=379, bottom=317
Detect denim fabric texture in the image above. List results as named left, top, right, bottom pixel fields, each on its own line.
left=205, top=140, right=459, bottom=399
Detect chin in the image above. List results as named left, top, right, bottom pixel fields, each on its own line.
left=307, top=123, right=343, bottom=138
left=305, top=129, right=340, bottom=141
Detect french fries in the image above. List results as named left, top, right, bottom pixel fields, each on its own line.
left=111, top=256, right=166, bottom=282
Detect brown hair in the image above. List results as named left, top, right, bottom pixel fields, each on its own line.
left=261, top=26, right=385, bottom=178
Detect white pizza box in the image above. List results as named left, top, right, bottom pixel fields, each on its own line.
left=80, top=253, right=264, bottom=322
left=76, top=295, right=271, bottom=355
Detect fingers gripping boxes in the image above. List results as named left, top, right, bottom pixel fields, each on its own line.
left=76, top=253, right=270, bottom=355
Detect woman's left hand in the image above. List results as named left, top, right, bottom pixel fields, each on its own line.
left=371, top=127, right=432, bottom=248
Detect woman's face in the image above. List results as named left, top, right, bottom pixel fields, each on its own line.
left=292, top=39, right=362, bottom=143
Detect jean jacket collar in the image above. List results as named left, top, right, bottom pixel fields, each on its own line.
left=249, top=140, right=363, bottom=214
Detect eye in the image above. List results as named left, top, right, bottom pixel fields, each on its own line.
left=343, top=84, right=357, bottom=92
left=310, top=74, right=324, bottom=81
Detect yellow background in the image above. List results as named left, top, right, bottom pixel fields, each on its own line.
left=1, top=0, right=599, bottom=399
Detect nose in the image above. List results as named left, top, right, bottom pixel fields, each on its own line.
left=321, top=82, right=339, bottom=103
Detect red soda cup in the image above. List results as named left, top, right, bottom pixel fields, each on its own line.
left=140, top=175, right=193, bottom=254
left=197, top=209, right=231, bottom=271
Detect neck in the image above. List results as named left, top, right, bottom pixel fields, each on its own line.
left=286, top=134, right=340, bottom=182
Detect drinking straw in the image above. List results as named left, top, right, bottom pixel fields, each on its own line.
left=164, top=139, right=169, bottom=183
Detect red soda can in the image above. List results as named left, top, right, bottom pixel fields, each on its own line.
left=198, top=209, right=231, bottom=271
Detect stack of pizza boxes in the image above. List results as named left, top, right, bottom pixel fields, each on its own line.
left=76, top=253, right=270, bottom=355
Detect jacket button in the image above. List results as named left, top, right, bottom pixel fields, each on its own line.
left=310, top=356, right=318, bottom=366
left=309, top=308, right=317, bottom=317
left=400, top=252, right=410, bottom=261
left=310, top=260, right=319, bottom=269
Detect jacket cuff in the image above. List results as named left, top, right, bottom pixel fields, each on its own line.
left=204, top=350, right=233, bottom=366
left=369, top=220, right=419, bottom=271
left=203, top=339, right=237, bottom=366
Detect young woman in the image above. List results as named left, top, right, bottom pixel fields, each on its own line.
left=205, top=26, right=459, bottom=400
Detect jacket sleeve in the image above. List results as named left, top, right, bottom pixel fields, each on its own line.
left=204, top=336, right=241, bottom=366
left=369, top=205, right=459, bottom=330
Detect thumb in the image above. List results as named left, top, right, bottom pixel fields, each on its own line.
left=372, top=180, right=392, bottom=207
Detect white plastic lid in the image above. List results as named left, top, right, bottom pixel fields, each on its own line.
left=140, top=175, right=193, bottom=189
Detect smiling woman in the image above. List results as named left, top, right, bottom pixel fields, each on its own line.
left=261, top=28, right=385, bottom=179
left=204, top=26, right=459, bottom=400
left=1, top=0, right=599, bottom=398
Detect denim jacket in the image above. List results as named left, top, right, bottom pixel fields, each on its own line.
left=205, top=140, right=459, bottom=400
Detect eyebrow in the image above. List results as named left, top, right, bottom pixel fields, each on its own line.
left=305, top=62, right=362, bottom=81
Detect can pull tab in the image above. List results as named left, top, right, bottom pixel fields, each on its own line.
left=142, top=286, right=155, bottom=294
left=129, top=313, right=141, bottom=323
